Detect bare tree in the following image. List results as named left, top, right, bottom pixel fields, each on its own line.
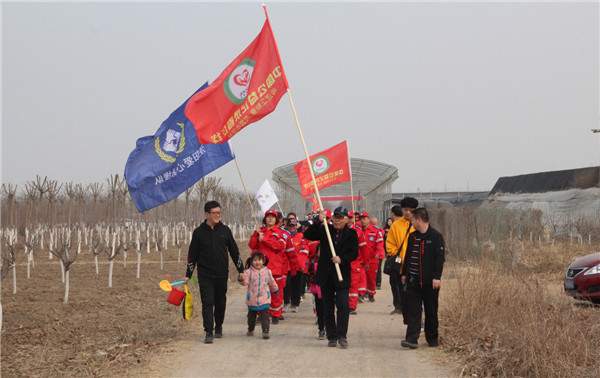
left=50, top=230, right=78, bottom=304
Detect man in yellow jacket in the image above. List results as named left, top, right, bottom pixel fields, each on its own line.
left=385, top=197, right=418, bottom=317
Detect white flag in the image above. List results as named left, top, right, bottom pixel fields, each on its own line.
left=255, top=179, right=279, bottom=214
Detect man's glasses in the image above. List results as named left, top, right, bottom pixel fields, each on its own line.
left=209, top=211, right=221, bottom=215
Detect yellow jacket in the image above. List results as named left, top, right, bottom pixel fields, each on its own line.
left=385, top=218, right=415, bottom=263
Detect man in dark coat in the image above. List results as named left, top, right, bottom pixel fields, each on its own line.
left=304, top=207, right=358, bottom=349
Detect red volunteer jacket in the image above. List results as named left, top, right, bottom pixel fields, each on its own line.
left=249, top=226, right=287, bottom=276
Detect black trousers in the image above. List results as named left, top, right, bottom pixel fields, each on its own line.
left=284, top=273, right=305, bottom=307
left=321, top=281, right=350, bottom=341
left=313, top=293, right=325, bottom=332
left=247, top=309, right=270, bottom=333
left=405, top=284, right=439, bottom=344
left=389, top=272, right=403, bottom=311
left=198, top=276, right=228, bottom=334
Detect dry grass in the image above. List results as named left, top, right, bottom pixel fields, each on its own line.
left=440, top=244, right=600, bottom=378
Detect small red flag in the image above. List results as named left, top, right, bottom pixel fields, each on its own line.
left=185, top=20, right=289, bottom=144
left=294, top=141, right=351, bottom=197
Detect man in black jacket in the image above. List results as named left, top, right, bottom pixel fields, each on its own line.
left=304, top=207, right=358, bottom=349
left=400, top=208, right=445, bottom=349
left=184, top=200, right=244, bottom=344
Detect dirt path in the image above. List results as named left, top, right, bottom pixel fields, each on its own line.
left=137, top=281, right=455, bottom=378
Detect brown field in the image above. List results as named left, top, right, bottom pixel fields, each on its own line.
left=1, top=245, right=251, bottom=377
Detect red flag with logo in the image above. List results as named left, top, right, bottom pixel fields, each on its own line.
left=294, top=141, right=351, bottom=197
left=184, top=19, right=289, bottom=144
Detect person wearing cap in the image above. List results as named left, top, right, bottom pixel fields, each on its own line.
left=370, top=216, right=385, bottom=290
left=249, top=210, right=289, bottom=324
left=385, top=197, right=418, bottom=318
left=304, top=207, right=358, bottom=349
left=283, top=212, right=308, bottom=313
left=347, top=210, right=367, bottom=313
left=359, top=211, right=381, bottom=302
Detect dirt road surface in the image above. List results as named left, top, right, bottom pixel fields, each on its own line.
left=138, top=282, right=455, bottom=378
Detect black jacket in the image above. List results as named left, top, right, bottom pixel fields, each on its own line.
left=304, top=221, right=358, bottom=289
left=401, top=226, right=445, bottom=287
left=185, top=220, right=244, bottom=279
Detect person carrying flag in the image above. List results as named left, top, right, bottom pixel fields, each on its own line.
left=249, top=210, right=288, bottom=323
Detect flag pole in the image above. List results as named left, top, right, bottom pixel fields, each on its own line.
left=263, top=3, right=342, bottom=281
left=230, top=144, right=261, bottom=226
left=347, top=141, right=356, bottom=224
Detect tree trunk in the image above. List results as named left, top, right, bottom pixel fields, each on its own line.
left=160, top=251, right=164, bottom=271
left=136, top=252, right=141, bottom=279
left=60, top=260, right=65, bottom=283
left=177, top=246, right=181, bottom=263
left=108, top=259, right=114, bottom=288
left=27, top=257, right=31, bottom=279
left=12, top=265, right=17, bottom=294
left=123, top=251, right=127, bottom=268
left=63, top=270, right=70, bottom=304
left=94, top=255, right=99, bottom=276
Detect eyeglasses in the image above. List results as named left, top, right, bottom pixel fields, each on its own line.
left=209, top=211, right=221, bottom=215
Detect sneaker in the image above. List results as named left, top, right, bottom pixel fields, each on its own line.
left=279, top=316, right=285, bottom=321
left=389, top=309, right=402, bottom=315
left=358, top=296, right=365, bottom=303
left=283, top=304, right=290, bottom=313
left=401, top=340, right=418, bottom=349
left=262, top=332, right=270, bottom=340
left=291, top=306, right=298, bottom=313
left=338, top=338, right=348, bottom=349
left=368, top=295, right=375, bottom=303
left=318, top=330, right=326, bottom=340
left=376, top=285, right=382, bottom=290
left=350, top=310, right=358, bottom=315
left=204, top=333, right=214, bottom=344
left=246, top=330, right=254, bottom=337
left=271, top=317, right=279, bottom=325
left=427, top=340, right=439, bottom=347
left=214, top=329, right=223, bottom=338
left=327, top=339, right=337, bottom=347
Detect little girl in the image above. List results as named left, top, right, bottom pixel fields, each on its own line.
left=242, top=252, right=278, bottom=339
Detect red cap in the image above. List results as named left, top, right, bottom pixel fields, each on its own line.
left=348, top=210, right=355, bottom=218
left=264, top=209, right=278, bottom=218
left=360, top=211, right=369, bottom=218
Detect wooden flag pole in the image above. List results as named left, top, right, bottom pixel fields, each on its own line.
left=347, top=141, right=356, bottom=224
left=287, top=89, right=343, bottom=282
left=262, top=3, right=342, bottom=281
left=230, top=145, right=261, bottom=226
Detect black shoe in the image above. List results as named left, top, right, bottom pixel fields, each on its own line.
left=327, top=339, right=337, bottom=347
left=401, top=340, right=418, bottom=349
left=246, top=330, right=254, bottom=337
left=271, top=317, right=279, bottom=325
left=427, top=340, right=439, bottom=347
left=368, top=295, right=375, bottom=303
left=389, top=309, right=402, bottom=315
left=204, top=333, right=214, bottom=344
left=279, top=316, right=285, bottom=321
left=376, top=285, right=381, bottom=290
left=214, top=329, right=223, bottom=338
left=338, top=338, right=348, bottom=349
left=350, top=310, right=358, bottom=315
left=262, top=332, right=270, bottom=340
left=318, top=330, right=326, bottom=340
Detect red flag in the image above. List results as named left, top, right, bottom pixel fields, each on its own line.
left=184, top=20, right=289, bottom=144
left=294, top=141, right=351, bottom=197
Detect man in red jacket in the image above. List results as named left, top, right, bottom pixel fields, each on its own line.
left=348, top=211, right=367, bottom=313
left=249, top=210, right=288, bottom=323
left=283, top=212, right=308, bottom=313
left=360, top=212, right=381, bottom=302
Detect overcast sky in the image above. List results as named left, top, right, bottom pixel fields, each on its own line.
left=2, top=2, right=598, bottom=194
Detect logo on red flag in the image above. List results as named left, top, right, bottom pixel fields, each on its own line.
left=184, top=20, right=289, bottom=144
left=294, top=141, right=351, bottom=197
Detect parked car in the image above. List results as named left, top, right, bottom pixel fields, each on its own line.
left=564, top=252, right=600, bottom=304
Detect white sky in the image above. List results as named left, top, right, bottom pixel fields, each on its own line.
left=2, top=2, right=598, bottom=193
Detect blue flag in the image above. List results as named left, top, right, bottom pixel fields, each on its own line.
left=125, top=83, right=234, bottom=212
